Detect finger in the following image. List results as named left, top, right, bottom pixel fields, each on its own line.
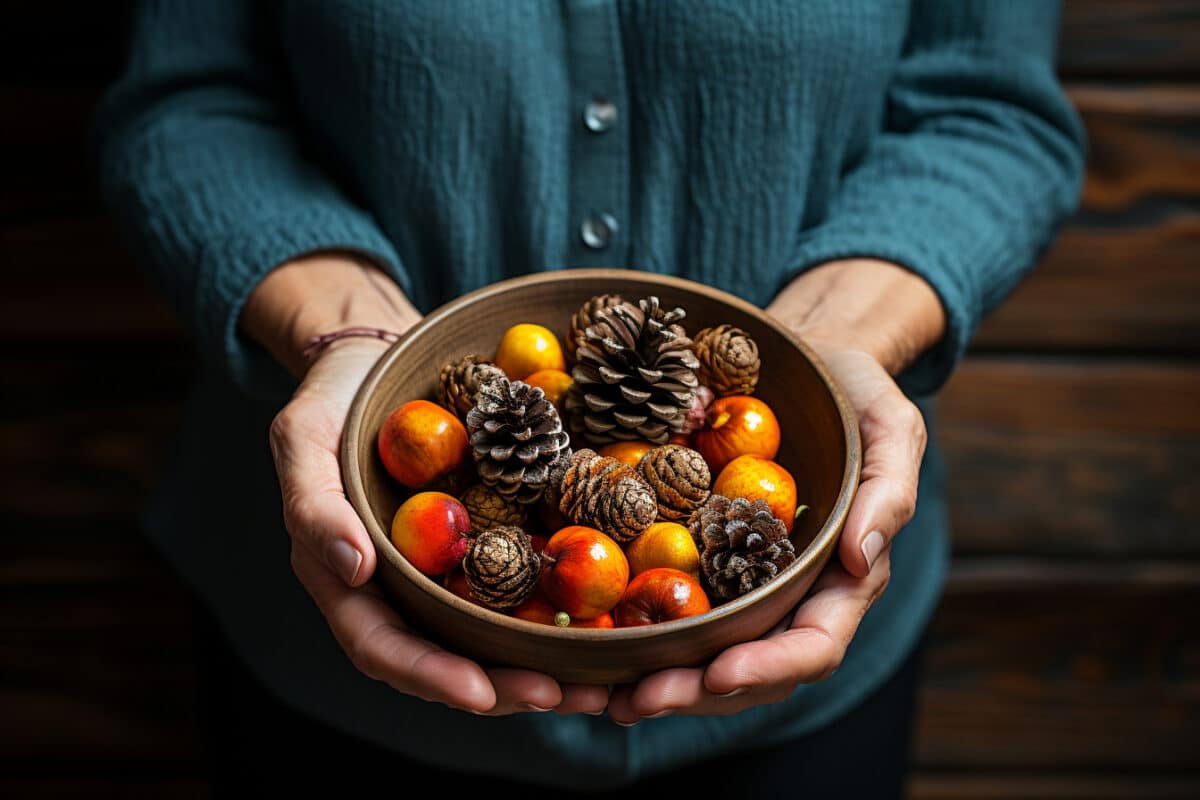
left=704, top=553, right=891, bottom=695
left=271, top=400, right=377, bottom=587
left=555, top=684, right=611, bottom=716
left=293, top=546, right=497, bottom=711
left=481, top=668, right=563, bottom=715
left=839, top=391, right=925, bottom=578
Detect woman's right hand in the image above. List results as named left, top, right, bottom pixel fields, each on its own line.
left=246, top=254, right=610, bottom=716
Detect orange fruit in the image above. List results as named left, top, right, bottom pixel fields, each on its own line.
left=692, top=395, right=781, bottom=474
left=494, top=323, right=566, bottom=381
left=713, top=455, right=798, bottom=533
left=597, top=440, right=655, bottom=468
left=624, top=522, right=700, bottom=581
left=523, top=368, right=574, bottom=416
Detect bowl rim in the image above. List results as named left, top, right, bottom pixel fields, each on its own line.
left=341, top=268, right=861, bottom=642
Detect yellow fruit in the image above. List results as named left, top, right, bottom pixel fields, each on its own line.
left=625, top=522, right=701, bottom=581
left=494, top=323, right=566, bottom=381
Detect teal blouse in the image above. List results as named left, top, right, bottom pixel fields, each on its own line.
left=94, top=0, right=1083, bottom=788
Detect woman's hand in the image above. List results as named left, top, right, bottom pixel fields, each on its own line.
left=606, top=259, right=943, bottom=723
left=244, top=254, right=610, bottom=716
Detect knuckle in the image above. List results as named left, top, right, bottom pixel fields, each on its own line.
left=269, top=405, right=299, bottom=448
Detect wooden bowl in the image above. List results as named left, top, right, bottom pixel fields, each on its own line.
left=342, top=269, right=860, bottom=684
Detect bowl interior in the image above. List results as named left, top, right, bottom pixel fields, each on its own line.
left=346, top=270, right=856, bottom=641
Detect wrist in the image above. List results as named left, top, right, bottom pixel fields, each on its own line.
left=240, top=251, right=421, bottom=378
left=767, top=259, right=946, bottom=375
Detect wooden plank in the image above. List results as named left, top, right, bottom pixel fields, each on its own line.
left=0, top=216, right=180, bottom=339
left=939, top=356, right=1200, bottom=557
left=916, top=559, right=1200, bottom=771
left=909, top=772, right=1200, bottom=800
left=976, top=85, right=1200, bottom=351
left=1059, top=0, right=1200, bottom=79
left=0, top=86, right=105, bottom=219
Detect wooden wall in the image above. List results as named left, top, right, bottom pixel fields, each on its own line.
left=2, top=3, right=1198, bottom=797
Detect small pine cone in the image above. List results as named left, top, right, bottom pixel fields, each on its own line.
left=439, top=355, right=507, bottom=420
left=558, top=449, right=657, bottom=542
left=566, top=293, right=625, bottom=363
left=637, top=445, right=711, bottom=522
left=689, top=494, right=796, bottom=601
left=462, top=526, right=541, bottom=609
left=466, top=377, right=571, bottom=504
left=693, top=325, right=760, bottom=396
left=460, top=484, right=527, bottom=534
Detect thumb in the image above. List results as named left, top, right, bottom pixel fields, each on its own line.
left=269, top=396, right=378, bottom=587
left=838, top=388, right=926, bottom=578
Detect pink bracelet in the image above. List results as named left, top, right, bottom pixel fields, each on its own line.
left=301, top=326, right=403, bottom=359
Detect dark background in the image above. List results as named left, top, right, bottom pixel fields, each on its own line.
left=2, top=2, right=1198, bottom=798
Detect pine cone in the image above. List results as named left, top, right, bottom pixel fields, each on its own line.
left=564, top=296, right=700, bottom=446
left=566, top=293, right=625, bottom=364
left=460, top=484, right=528, bottom=534
left=558, top=448, right=657, bottom=542
left=693, top=325, right=760, bottom=396
left=465, top=377, right=571, bottom=504
left=439, top=355, right=507, bottom=420
left=542, top=447, right=574, bottom=511
left=462, top=526, right=540, bottom=609
left=689, top=494, right=796, bottom=601
left=637, top=445, right=711, bottom=522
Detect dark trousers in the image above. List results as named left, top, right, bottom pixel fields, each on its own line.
left=197, top=610, right=923, bottom=798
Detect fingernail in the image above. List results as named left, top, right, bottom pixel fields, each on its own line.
left=861, top=530, right=885, bottom=570
left=645, top=710, right=673, bottom=719
left=519, top=703, right=554, bottom=712
left=329, top=540, right=363, bottom=585
left=719, top=687, right=748, bottom=698
left=585, top=709, right=606, bottom=716
left=615, top=719, right=639, bottom=727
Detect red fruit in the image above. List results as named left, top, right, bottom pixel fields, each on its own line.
left=613, top=568, right=711, bottom=627
left=570, top=612, right=615, bottom=629
left=512, top=592, right=558, bottom=625
left=540, top=526, right=629, bottom=620
left=691, top=395, right=781, bottom=474
left=378, top=400, right=470, bottom=489
left=443, top=569, right=486, bottom=607
left=390, top=491, right=471, bottom=576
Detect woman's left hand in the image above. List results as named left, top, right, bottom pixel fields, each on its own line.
left=606, top=259, right=939, bottom=723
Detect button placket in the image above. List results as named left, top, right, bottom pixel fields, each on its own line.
left=564, top=1, right=629, bottom=266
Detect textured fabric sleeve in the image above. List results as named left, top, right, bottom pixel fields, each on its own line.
left=92, top=0, right=412, bottom=397
left=783, top=0, right=1086, bottom=396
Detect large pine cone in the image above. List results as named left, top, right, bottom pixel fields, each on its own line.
left=558, top=448, right=657, bottom=543
left=689, top=494, right=796, bottom=601
left=462, top=526, right=540, bottom=609
left=439, top=355, right=507, bottom=420
left=566, top=293, right=625, bottom=364
left=460, top=484, right=528, bottom=534
left=465, top=377, right=571, bottom=504
left=693, top=325, right=760, bottom=396
left=637, top=445, right=711, bottom=522
left=564, top=296, right=700, bottom=446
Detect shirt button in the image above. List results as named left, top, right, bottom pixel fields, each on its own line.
left=580, top=213, right=618, bottom=250
left=583, top=97, right=618, bottom=133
